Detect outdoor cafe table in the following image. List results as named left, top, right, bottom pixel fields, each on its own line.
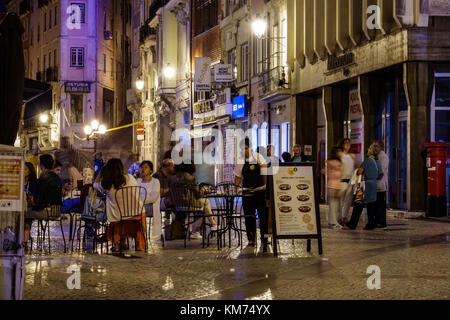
left=205, top=191, right=254, bottom=250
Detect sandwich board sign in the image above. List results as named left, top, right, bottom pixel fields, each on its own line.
left=269, top=162, right=323, bottom=257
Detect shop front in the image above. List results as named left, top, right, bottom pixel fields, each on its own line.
left=191, top=88, right=233, bottom=186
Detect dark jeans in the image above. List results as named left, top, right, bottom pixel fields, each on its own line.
left=242, top=192, right=267, bottom=242
left=375, top=192, right=387, bottom=227
left=346, top=201, right=377, bottom=230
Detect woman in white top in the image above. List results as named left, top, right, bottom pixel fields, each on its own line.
left=137, top=161, right=161, bottom=242
left=93, top=158, right=146, bottom=251
left=337, top=138, right=356, bottom=224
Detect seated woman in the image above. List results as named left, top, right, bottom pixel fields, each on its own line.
left=93, top=158, right=146, bottom=251
left=24, top=155, right=63, bottom=250
left=137, top=161, right=161, bottom=242
left=169, top=163, right=217, bottom=239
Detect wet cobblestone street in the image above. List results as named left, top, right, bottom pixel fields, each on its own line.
left=22, top=211, right=450, bottom=300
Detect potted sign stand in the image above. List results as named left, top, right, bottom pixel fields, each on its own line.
left=0, top=145, right=25, bottom=300
left=268, top=162, right=323, bottom=257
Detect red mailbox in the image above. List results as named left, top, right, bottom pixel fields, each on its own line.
left=425, top=142, right=450, bottom=217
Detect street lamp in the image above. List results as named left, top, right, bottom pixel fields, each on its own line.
left=163, top=64, right=176, bottom=79
left=84, top=119, right=107, bottom=152
left=135, top=77, right=145, bottom=91
left=39, top=113, right=49, bottom=124
left=252, top=15, right=267, bottom=39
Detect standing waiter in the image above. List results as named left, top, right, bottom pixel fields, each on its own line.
left=235, top=138, right=267, bottom=247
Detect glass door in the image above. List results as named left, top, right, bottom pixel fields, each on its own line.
left=396, top=112, right=408, bottom=209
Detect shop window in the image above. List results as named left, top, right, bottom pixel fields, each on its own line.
left=281, top=122, right=290, bottom=155
left=272, top=125, right=281, bottom=158
left=70, top=95, right=83, bottom=124
left=260, top=122, right=269, bottom=148
left=435, top=110, right=450, bottom=143
left=251, top=124, right=259, bottom=152
left=435, top=77, right=450, bottom=107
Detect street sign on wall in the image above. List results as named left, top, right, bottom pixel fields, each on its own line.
left=194, top=57, right=211, bottom=92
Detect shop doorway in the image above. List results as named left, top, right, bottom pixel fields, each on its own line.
left=377, top=78, right=408, bottom=209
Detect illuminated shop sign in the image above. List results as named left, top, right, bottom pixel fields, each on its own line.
left=65, top=81, right=91, bottom=93
left=232, top=95, right=247, bottom=120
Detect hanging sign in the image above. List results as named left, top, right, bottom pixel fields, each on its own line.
left=270, top=163, right=323, bottom=257
left=194, top=57, right=211, bottom=92
left=214, top=64, right=233, bottom=82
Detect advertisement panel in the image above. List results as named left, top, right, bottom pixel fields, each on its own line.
left=194, top=57, right=211, bottom=92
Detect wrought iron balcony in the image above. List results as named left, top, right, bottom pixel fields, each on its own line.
left=45, top=67, right=58, bottom=82
left=19, top=0, right=31, bottom=16
left=38, top=0, right=49, bottom=9
left=149, top=0, right=169, bottom=22
left=258, top=66, right=290, bottom=103
left=139, top=24, right=157, bottom=44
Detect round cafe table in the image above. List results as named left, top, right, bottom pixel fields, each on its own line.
left=205, top=191, right=255, bottom=250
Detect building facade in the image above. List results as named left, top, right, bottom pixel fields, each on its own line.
left=287, top=0, right=450, bottom=211
left=8, top=0, right=132, bottom=158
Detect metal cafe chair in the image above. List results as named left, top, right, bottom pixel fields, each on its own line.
left=168, top=183, right=209, bottom=248
left=34, top=205, right=67, bottom=254
left=72, top=189, right=108, bottom=253
left=114, top=186, right=147, bottom=253
left=210, top=182, right=247, bottom=249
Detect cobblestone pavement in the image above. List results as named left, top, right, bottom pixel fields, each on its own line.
left=22, top=211, right=450, bottom=300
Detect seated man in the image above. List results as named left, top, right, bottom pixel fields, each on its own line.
left=168, top=163, right=217, bottom=239
left=24, top=154, right=62, bottom=249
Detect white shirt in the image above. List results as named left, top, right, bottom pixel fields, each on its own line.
left=234, top=152, right=267, bottom=178
left=341, top=153, right=355, bottom=180
left=377, top=151, right=389, bottom=192
left=93, top=174, right=142, bottom=222
left=137, top=177, right=161, bottom=217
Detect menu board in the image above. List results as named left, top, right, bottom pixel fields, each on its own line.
left=0, top=156, right=24, bottom=212
left=273, top=165, right=318, bottom=236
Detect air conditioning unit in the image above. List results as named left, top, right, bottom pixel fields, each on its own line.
left=104, top=30, right=113, bottom=40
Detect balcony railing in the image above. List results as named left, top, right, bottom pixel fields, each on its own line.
left=38, top=0, right=49, bottom=9
left=45, top=67, right=58, bottom=82
left=19, top=0, right=31, bottom=16
left=258, top=66, right=290, bottom=102
left=139, top=24, right=157, bottom=44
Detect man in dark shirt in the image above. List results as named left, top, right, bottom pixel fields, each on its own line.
left=153, top=158, right=175, bottom=198
left=24, top=154, right=62, bottom=248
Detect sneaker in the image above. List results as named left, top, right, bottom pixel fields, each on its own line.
left=190, top=232, right=202, bottom=240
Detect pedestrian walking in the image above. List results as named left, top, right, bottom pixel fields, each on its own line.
left=343, top=145, right=382, bottom=230
left=373, top=141, right=389, bottom=229
left=327, top=147, right=343, bottom=229
left=337, top=138, right=356, bottom=225
left=234, top=138, right=268, bottom=247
